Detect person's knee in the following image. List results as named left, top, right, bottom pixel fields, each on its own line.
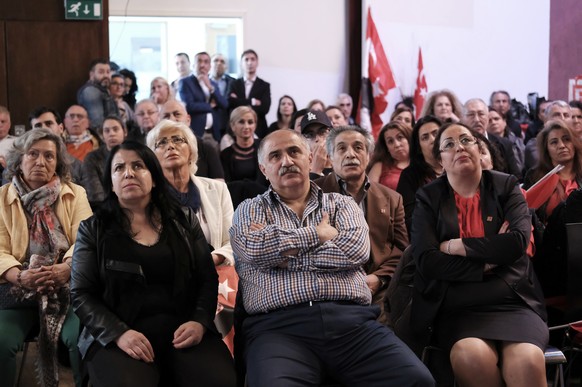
left=59, top=310, right=80, bottom=349
left=502, top=343, right=545, bottom=373
left=450, top=339, right=498, bottom=371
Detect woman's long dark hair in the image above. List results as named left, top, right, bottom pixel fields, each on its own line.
left=276, top=95, right=298, bottom=124
left=99, top=141, right=189, bottom=233
left=408, top=115, right=442, bottom=181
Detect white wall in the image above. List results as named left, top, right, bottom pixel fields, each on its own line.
left=367, top=0, right=550, bottom=105
left=109, top=0, right=550, bottom=124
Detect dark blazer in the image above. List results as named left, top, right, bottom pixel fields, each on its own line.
left=489, top=132, right=522, bottom=180
left=410, top=170, right=547, bottom=346
left=314, top=173, right=409, bottom=285
left=81, top=146, right=109, bottom=209
left=396, top=163, right=437, bottom=236
left=179, top=75, right=228, bottom=140
left=213, top=74, right=236, bottom=137
left=71, top=209, right=218, bottom=358
left=228, top=77, right=271, bottom=138
left=195, top=136, right=225, bottom=180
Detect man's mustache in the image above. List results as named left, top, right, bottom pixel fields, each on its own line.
left=342, top=159, right=360, bottom=167
left=279, top=165, right=301, bottom=176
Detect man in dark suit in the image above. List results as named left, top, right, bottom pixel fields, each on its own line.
left=463, top=98, right=522, bottom=180
left=314, top=125, right=409, bottom=304
left=228, top=49, right=271, bottom=138
left=179, top=51, right=228, bottom=144
left=211, top=53, right=235, bottom=138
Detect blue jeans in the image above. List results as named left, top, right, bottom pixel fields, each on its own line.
left=243, top=302, right=435, bottom=387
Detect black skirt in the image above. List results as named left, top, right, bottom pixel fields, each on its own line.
left=434, top=273, right=549, bottom=350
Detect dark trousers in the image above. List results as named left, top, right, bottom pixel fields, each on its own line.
left=85, top=333, right=236, bottom=387
left=243, top=302, right=435, bottom=387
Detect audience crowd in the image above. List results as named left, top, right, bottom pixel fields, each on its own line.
left=0, top=48, right=581, bottom=387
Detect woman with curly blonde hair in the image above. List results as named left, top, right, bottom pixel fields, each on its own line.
left=420, top=89, right=463, bottom=123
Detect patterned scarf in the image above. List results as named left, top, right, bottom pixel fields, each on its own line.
left=12, top=175, right=70, bottom=387
left=64, top=130, right=92, bottom=147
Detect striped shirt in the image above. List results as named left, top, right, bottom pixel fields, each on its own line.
left=230, top=183, right=371, bottom=314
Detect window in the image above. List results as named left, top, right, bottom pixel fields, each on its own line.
left=109, top=16, right=243, bottom=101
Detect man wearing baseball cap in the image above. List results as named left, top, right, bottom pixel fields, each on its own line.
left=300, top=109, right=334, bottom=178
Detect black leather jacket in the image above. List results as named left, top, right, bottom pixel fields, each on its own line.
left=70, top=209, right=218, bottom=357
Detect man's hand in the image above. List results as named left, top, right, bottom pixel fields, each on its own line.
left=365, top=274, right=381, bottom=295
left=316, top=213, right=338, bottom=243
left=173, top=321, right=206, bottom=348
left=116, top=330, right=155, bottom=362
left=310, top=142, right=329, bottom=174
left=251, top=222, right=296, bottom=263
left=197, top=73, right=212, bottom=89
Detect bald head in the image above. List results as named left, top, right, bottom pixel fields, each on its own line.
left=135, top=99, right=160, bottom=132
left=160, top=100, right=191, bottom=126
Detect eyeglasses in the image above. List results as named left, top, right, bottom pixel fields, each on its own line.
left=66, top=113, right=86, bottom=120
left=303, top=127, right=330, bottom=140
left=136, top=110, right=158, bottom=117
left=439, top=136, right=477, bottom=152
left=110, top=82, right=124, bottom=87
left=155, top=135, right=187, bottom=149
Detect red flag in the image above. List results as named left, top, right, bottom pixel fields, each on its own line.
left=413, top=48, right=428, bottom=119
left=215, top=265, right=238, bottom=355
left=365, top=7, right=400, bottom=138
left=524, top=165, right=563, bottom=209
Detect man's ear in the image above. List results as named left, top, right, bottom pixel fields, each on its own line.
left=259, top=164, right=268, bottom=180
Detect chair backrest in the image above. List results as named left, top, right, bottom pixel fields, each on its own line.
left=566, top=222, right=582, bottom=296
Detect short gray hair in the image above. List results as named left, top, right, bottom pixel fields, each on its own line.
left=325, top=125, right=374, bottom=157
left=257, top=129, right=310, bottom=165
left=337, top=93, right=353, bottom=105
left=463, top=98, right=488, bottom=116
left=5, top=128, right=71, bottom=183
left=146, top=119, right=198, bottom=175
left=544, top=100, right=570, bottom=118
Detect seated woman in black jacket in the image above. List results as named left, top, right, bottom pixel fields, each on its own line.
left=70, top=141, right=235, bottom=387
left=411, top=123, right=548, bottom=386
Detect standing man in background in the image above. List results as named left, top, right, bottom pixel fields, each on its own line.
left=77, top=58, right=118, bottom=129
left=179, top=51, right=228, bottom=146
left=172, top=52, right=193, bottom=94
left=228, top=49, right=271, bottom=138
left=337, top=93, right=356, bottom=125
left=211, top=53, right=235, bottom=138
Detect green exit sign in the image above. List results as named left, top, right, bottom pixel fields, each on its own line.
left=64, top=0, right=103, bottom=20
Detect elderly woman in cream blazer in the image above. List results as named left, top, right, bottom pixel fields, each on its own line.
left=147, top=119, right=234, bottom=266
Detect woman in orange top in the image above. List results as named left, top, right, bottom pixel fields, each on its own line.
left=523, top=120, right=582, bottom=223
left=368, top=121, right=411, bottom=190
